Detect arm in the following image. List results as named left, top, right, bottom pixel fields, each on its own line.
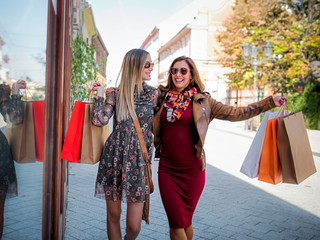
left=0, top=85, right=11, bottom=118
left=152, top=88, right=161, bottom=108
left=8, top=95, right=24, bottom=124
left=209, top=96, right=287, bottom=122
left=91, top=83, right=116, bottom=127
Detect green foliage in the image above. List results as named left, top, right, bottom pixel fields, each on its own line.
left=71, top=35, right=99, bottom=110
left=216, top=0, right=320, bottom=129
left=287, top=82, right=320, bottom=129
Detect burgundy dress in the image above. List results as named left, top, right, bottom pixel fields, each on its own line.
left=158, top=102, right=205, bottom=229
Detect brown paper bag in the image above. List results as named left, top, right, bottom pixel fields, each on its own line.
left=80, top=103, right=109, bottom=164
left=277, top=112, right=316, bottom=184
left=6, top=101, right=37, bottom=163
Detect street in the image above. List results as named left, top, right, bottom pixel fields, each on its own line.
left=64, top=119, right=320, bottom=240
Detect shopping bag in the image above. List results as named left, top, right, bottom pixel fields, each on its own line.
left=80, top=103, right=109, bottom=164
left=61, top=101, right=86, bottom=162
left=32, top=100, right=45, bottom=162
left=258, top=118, right=282, bottom=184
left=277, top=112, right=316, bottom=184
left=6, top=101, right=37, bottom=163
left=240, top=111, right=278, bottom=178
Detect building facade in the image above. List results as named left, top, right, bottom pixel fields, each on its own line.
left=141, top=0, right=235, bottom=103
left=73, top=0, right=109, bottom=84
left=92, top=31, right=108, bottom=82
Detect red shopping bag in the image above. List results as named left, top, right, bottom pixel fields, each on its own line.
left=258, top=118, right=282, bottom=184
left=61, top=101, right=86, bottom=162
left=32, top=100, right=45, bottom=162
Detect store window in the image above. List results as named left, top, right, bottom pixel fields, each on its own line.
left=0, top=1, right=48, bottom=239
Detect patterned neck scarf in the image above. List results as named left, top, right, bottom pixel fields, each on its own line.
left=164, top=87, right=197, bottom=122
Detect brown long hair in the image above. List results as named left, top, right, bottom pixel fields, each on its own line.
left=160, top=56, right=205, bottom=93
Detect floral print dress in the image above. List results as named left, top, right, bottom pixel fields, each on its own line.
left=0, top=86, right=23, bottom=200
left=92, top=82, right=160, bottom=202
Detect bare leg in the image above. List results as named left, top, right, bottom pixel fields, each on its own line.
left=185, top=225, right=193, bottom=240
left=125, top=202, right=144, bottom=240
left=170, top=228, right=188, bottom=240
left=106, top=200, right=122, bottom=240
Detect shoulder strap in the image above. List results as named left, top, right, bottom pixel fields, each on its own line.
left=132, top=118, right=150, bottom=165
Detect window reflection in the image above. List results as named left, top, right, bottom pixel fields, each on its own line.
left=0, top=1, right=47, bottom=239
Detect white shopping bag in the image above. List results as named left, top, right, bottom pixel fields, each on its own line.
left=240, top=111, right=278, bottom=178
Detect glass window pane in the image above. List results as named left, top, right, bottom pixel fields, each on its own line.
left=0, top=1, right=48, bottom=239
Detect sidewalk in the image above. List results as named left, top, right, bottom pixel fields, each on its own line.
left=2, top=119, right=319, bottom=240
left=64, top=119, right=320, bottom=240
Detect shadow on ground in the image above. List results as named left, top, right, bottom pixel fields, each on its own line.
left=64, top=161, right=320, bottom=240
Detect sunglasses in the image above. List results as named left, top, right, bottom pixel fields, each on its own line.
left=144, top=61, right=154, bottom=68
left=170, top=67, right=189, bottom=75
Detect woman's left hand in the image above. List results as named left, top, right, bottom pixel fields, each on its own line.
left=12, top=80, right=27, bottom=95
left=92, top=82, right=104, bottom=97
left=273, top=95, right=288, bottom=107
left=105, top=87, right=114, bottom=98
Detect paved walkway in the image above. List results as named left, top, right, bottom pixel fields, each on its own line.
left=2, top=119, right=320, bottom=240
left=64, top=120, right=320, bottom=240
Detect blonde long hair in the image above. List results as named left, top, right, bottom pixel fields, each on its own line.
left=116, top=49, right=149, bottom=121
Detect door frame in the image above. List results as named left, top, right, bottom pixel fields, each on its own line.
left=43, top=0, right=72, bottom=239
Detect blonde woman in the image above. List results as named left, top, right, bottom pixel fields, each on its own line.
left=91, top=49, right=160, bottom=240
left=0, top=80, right=26, bottom=239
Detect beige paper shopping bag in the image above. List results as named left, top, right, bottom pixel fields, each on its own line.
left=6, top=101, right=37, bottom=163
left=80, top=103, right=109, bottom=164
left=277, top=112, right=316, bottom=184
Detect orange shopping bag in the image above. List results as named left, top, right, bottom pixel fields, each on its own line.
left=258, top=118, right=282, bottom=184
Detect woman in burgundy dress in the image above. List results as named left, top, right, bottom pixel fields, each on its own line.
left=153, top=56, right=287, bottom=240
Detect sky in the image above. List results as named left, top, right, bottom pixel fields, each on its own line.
left=0, top=0, right=194, bottom=86
left=90, top=0, right=194, bottom=85
left=0, top=0, right=48, bottom=84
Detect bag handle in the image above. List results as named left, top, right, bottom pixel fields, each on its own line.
left=84, top=87, right=95, bottom=103
left=21, top=88, right=35, bottom=100
left=276, top=101, right=287, bottom=118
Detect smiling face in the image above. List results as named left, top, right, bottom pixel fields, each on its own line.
left=171, top=60, right=192, bottom=93
left=141, top=54, right=153, bottom=81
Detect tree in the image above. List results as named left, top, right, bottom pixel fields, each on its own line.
left=216, top=0, right=320, bottom=129
left=71, top=35, right=99, bottom=110
left=216, top=0, right=279, bottom=91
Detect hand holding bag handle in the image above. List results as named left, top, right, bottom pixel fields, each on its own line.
left=132, top=118, right=154, bottom=194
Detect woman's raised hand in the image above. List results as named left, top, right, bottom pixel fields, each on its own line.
left=12, top=80, right=27, bottom=95
left=273, top=95, right=288, bottom=107
left=92, top=82, right=104, bottom=97
left=105, top=87, right=114, bottom=98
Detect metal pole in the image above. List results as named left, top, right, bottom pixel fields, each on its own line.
left=253, top=63, right=257, bottom=102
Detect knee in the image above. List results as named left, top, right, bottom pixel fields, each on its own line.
left=126, top=223, right=141, bottom=237
left=107, top=209, right=121, bottom=223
